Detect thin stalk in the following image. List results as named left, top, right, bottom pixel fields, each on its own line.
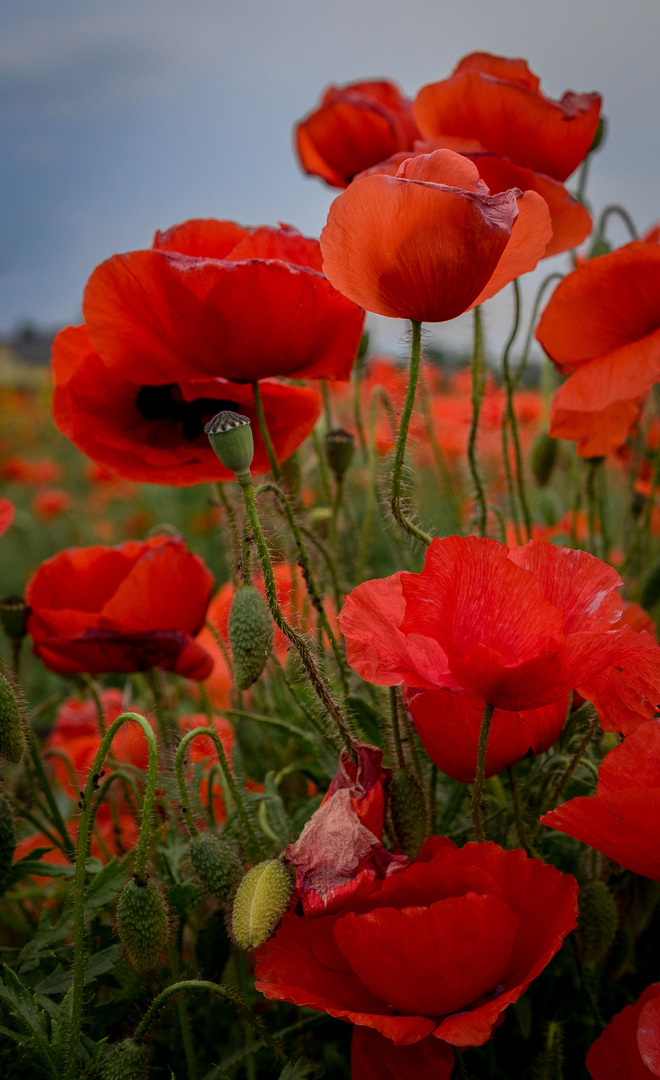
left=321, top=379, right=333, bottom=430
left=212, top=482, right=240, bottom=575
left=470, top=702, right=495, bottom=842
left=418, top=370, right=461, bottom=529
left=545, top=713, right=600, bottom=811
left=389, top=687, right=405, bottom=770
left=390, top=319, right=432, bottom=545
left=26, top=729, right=75, bottom=861
left=148, top=668, right=174, bottom=756
left=251, top=381, right=280, bottom=481
left=501, top=280, right=532, bottom=539
left=81, top=675, right=106, bottom=735
left=312, top=428, right=332, bottom=502
left=518, top=273, right=564, bottom=375
left=597, top=204, right=638, bottom=243
left=468, top=307, right=488, bottom=536
left=358, top=386, right=398, bottom=581
left=575, top=153, right=591, bottom=205
left=586, top=458, right=603, bottom=557
left=330, top=475, right=344, bottom=549
left=169, top=937, right=197, bottom=1080
left=396, top=687, right=424, bottom=785
left=507, top=765, right=536, bottom=857
left=352, top=348, right=368, bottom=459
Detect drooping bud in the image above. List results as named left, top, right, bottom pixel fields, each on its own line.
left=325, top=428, right=355, bottom=483
left=641, top=561, right=660, bottom=611
left=100, top=1039, right=150, bottom=1080
left=228, top=585, right=273, bottom=690
left=0, top=669, right=26, bottom=764
left=0, top=794, right=16, bottom=895
left=0, top=595, right=30, bottom=643
left=576, top=879, right=619, bottom=965
left=531, top=432, right=559, bottom=488
left=389, top=772, right=429, bottom=860
left=205, top=411, right=254, bottom=481
left=189, top=832, right=243, bottom=902
left=116, top=877, right=170, bottom=974
left=231, top=859, right=292, bottom=950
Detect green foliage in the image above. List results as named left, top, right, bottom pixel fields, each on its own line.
left=0, top=793, right=17, bottom=894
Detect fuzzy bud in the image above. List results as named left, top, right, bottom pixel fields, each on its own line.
left=189, top=833, right=243, bottom=902
left=116, top=877, right=170, bottom=974
left=0, top=595, right=30, bottom=642
left=577, top=880, right=619, bottom=965
left=231, top=859, right=292, bottom=950
left=0, top=670, right=26, bottom=764
left=228, top=585, right=273, bottom=690
left=0, top=794, right=16, bottom=895
left=100, top=1039, right=150, bottom=1080
left=325, top=428, right=355, bottom=483
left=205, top=411, right=254, bottom=480
left=531, top=432, right=559, bottom=488
left=389, top=772, right=428, bottom=860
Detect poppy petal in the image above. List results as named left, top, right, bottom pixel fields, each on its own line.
left=587, top=983, right=660, bottom=1079
left=578, top=630, right=660, bottom=733
left=469, top=190, right=553, bottom=307
left=351, top=1027, right=454, bottom=1080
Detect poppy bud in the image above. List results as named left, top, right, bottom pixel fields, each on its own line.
left=531, top=432, right=559, bottom=488
left=389, top=772, right=429, bottom=860
left=577, top=880, right=618, bottom=965
left=205, top=410, right=254, bottom=480
left=0, top=794, right=16, bottom=895
left=641, top=561, right=660, bottom=611
left=0, top=670, right=26, bottom=764
left=231, top=859, right=292, bottom=950
left=189, top=832, right=243, bottom=902
left=325, top=428, right=355, bottom=483
left=100, top=1039, right=150, bottom=1080
left=0, top=595, right=30, bottom=642
left=228, top=585, right=273, bottom=690
left=116, top=877, right=170, bottom=974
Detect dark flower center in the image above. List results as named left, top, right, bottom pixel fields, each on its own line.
left=136, top=384, right=241, bottom=442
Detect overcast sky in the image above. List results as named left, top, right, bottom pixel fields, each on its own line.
left=1, top=0, right=659, bottom=357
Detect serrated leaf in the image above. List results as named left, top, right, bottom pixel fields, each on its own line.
left=85, top=856, right=127, bottom=910
left=49, top=987, right=73, bottom=1071
left=18, top=902, right=74, bottom=964
left=34, top=944, right=122, bottom=995
left=279, top=1056, right=324, bottom=1079
left=0, top=966, right=58, bottom=1078
left=167, top=881, right=201, bottom=917
left=258, top=773, right=292, bottom=846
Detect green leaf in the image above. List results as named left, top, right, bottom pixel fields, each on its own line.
left=85, top=856, right=127, bottom=911
left=279, top=1056, right=325, bottom=1079
left=0, top=966, right=58, bottom=1079
left=48, top=987, right=73, bottom=1071
left=34, top=944, right=122, bottom=995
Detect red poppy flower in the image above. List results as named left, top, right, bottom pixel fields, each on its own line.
left=52, top=325, right=321, bottom=486
left=25, top=535, right=214, bottom=679
left=351, top=1025, right=454, bottom=1080
left=413, top=52, right=601, bottom=183
left=587, top=982, right=660, bottom=1078
left=536, top=242, right=660, bottom=457
left=80, top=220, right=364, bottom=384
left=0, top=498, right=14, bottom=536
left=320, top=149, right=551, bottom=321
left=541, top=720, right=660, bottom=881
left=295, top=80, right=420, bottom=188
left=256, top=841, right=578, bottom=1049
left=339, top=537, right=660, bottom=727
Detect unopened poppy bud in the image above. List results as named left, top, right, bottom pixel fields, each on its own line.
left=189, top=832, right=243, bottom=902
left=116, top=877, right=170, bottom=974
left=231, top=859, right=292, bottom=950
left=0, top=595, right=30, bottom=642
left=531, top=432, right=559, bottom=488
left=205, top=411, right=254, bottom=480
left=325, top=428, right=355, bottom=482
left=389, top=772, right=429, bottom=860
left=641, top=561, right=660, bottom=611
left=577, top=879, right=618, bottom=964
left=0, top=670, right=26, bottom=764
left=589, top=116, right=607, bottom=155
left=0, top=794, right=16, bottom=895
left=228, top=585, right=273, bottom=690
left=100, top=1039, right=150, bottom=1080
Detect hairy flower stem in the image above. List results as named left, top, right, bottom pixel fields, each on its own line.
left=251, top=380, right=281, bottom=481
left=67, top=712, right=158, bottom=1079
left=312, top=427, right=332, bottom=502
left=519, top=273, right=564, bottom=373
left=507, top=766, right=536, bottom=858
left=471, top=702, right=495, bottom=842
left=237, top=473, right=358, bottom=764
left=212, top=481, right=241, bottom=575
left=389, top=687, right=406, bottom=770
left=501, top=280, right=533, bottom=540
left=256, top=481, right=349, bottom=692
left=468, top=307, right=488, bottom=537
left=390, top=319, right=432, bottom=545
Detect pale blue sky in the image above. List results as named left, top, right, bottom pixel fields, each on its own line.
left=1, top=0, right=659, bottom=356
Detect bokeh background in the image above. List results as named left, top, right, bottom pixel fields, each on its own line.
left=2, top=0, right=659, bottom=355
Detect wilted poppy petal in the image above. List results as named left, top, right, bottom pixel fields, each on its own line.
left=351, top=1026, right=454, bottom=1080
left=587, top=983, right=660, bottom=1079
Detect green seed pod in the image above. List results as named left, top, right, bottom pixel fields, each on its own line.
left=195, top=908, right=232, bottom=980
left=532, top=1021, right=564, bottom=1080
left=116, top=877, right=170, bottom=975
left=531, top=431, right=559, bottom=488
left=205, top=411, right=254, bottom=480
left=389, top=773, right=429, bottom=860
left=0, top=595, right=30, bottom=642
left=99, top=1039, right=150, bottom=1080
left=325, top=428, right=355, bottom=483
left=228, top=585, right=273, bottom=691
left=0, top=794, right=16, bottom=895
left=231, top=859, right=292, bottom=950
left=189, top=832, right=243, bottom=902
left=577, top=879, right=619, bottom=965
left=641, top=562, right=660, bottom=611
left=0, top=669, right=26, bottom=764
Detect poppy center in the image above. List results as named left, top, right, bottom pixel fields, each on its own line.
left=136, top=384, right=241, bottom=442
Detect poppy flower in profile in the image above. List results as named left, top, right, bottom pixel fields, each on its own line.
left=541, top=720, right=660, bottom=882
left=0, top=498, right=14, bottom=536
left=81, top=220, right=365, bottom=385
left=340, top=537, right=660, bottom=735
left=536, top=241, right=660, bottom=457
left=52, top=325, right=321, bottom=486
left=25, top=535, right=214, bottom=679
left=320, top=149, right=552, bottom=321
left=295, top=80, right=419, bottom=188
left=587, top=982, right=660, bottom=1078
left=256, top=841, right=577, bottom=1051
left=413, top=52, right=601, bottom=183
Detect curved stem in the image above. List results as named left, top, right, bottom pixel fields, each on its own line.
left=518, top=273, right=564, bottom=376
left=597, top=204, right=639, bottom=243
left=468, top=307, right=488, bottom=537
left=299, top=524, right=343, bottom=612
left=501, top=280, right=533, bottom=539
left=390, top=320, right=432, bottom=545
left=352, top=348, right=368, bottom=459
left=470, top=702, right=494, bottom=843
left=251, top=381, right=280, bottom=481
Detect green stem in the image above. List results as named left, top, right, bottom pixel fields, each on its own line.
left=241, top=506, right=252, bottom=585
left=169, top=937, right=197, bottom=1080
left=321, top=379, right=333, bottom=431
left=390, top=320, right=432, bottom=545
left=67, top=713, right=158, bottom=1079
left=468, top=307, right=488, bottom=537
left=330, top=476, right=344, bottom=549
left=81, top=675, right=106, bottom=735
left=586, top=458, right=603, bottom=557
left=545, top=713, right=600, bottom=812
left=237, top=473, right=357, bottom=764
left=507, top=765, right=536, bottom=857
left=418, top=369, right=460, bottom=529
left=251, top=381, right=280, bottom=481
left=312, top=427, right=332, bottom=502
left=299, top=524, right=343, bottom=612
left=148, top=668, right=174, bottom=756
left=389, top=687, right=405, bottom=770
left=501, top=280, right=533, bottom=540
left=352, top=348, right=368, bottom=460
left=212, top=482, right=241, bottom=576
left=26, top=729, right=75, bottom=860
left=597, top=204, right=639, bottom=243
left=471, top=702, right=495, bottom=842
left=518, top=273, right=564, bottom=375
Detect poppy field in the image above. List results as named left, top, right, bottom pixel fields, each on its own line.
left=2, top=50, right=660, bottom=1079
